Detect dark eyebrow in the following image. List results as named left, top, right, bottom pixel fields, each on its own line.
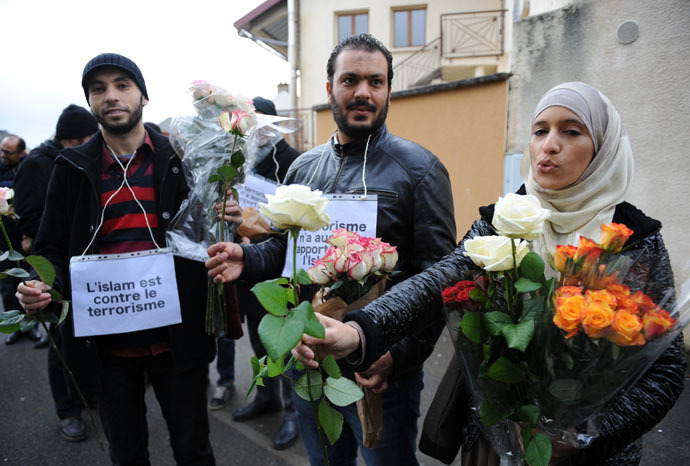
left=89, top=74, right=132, bottom=87
left=341, top=71, right=386, bottom=80
left=533, top=118, right=586, bottom=127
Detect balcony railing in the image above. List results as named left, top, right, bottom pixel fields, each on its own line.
left=392, top=9, right=505, bottom=92
left=391, top=37, right=441, bottom=92
left=441, top=10, right=505, bottom=58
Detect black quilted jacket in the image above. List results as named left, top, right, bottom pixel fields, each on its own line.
left=346, top=196, right=686, bottom=465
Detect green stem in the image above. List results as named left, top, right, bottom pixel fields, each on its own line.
left=291, top=228, right=328, bottom=466
left=0, top=218, right=104, bottom=451
left=39, top=318, right=105, bottom=451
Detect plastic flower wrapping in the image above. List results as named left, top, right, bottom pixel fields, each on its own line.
left=442, top=194, right=690, bottom=465
left=166, top=80, right=299, bottom=262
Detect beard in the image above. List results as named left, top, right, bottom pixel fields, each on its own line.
left=95, top=96, right=144, bottom=135
left=330, top=93, right=388, bottom=141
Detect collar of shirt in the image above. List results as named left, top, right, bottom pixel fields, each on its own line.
left=101, top=131, right=155, bottom=172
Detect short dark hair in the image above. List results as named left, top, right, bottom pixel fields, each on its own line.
left=4, top=135, right=25, bottom=153
left=327, top=34, right=394, bottom=88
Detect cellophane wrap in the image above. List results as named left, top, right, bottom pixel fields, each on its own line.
left=165, top=82, right=299, bottom=261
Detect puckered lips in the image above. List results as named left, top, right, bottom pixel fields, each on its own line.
left=536, top=158, right=557, bottom=174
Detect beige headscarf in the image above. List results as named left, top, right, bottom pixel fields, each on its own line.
left=520, top=82, right=634, bottom=255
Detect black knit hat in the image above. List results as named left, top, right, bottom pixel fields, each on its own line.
left=81, top=53, right=148, bottom=101
left=55, top=105, right=99, bottom=140
left=252, top=96, right=277, bottom=116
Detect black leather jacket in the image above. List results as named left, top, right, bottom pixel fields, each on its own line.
left=346, top=195, right=686, bottom=465
left=240, top=125, right=457, bottom=378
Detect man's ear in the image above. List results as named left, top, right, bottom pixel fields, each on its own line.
left=326, top=81, right=332, bottom=104
left=142, top=95, right=149, bottom=107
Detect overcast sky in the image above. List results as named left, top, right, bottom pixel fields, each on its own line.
left=0, top=0, right=289, bottom=148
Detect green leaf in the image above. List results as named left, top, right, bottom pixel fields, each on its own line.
left=251, top=280, right=289, bottom=317
left=524, top=432, right=552, bottom=466
left=479, top=399, right=514, bottom=426
left=217, top=165, right=239, bottom=180
left=323, top=376, right=363, bottom=406
left=459, top=312, right=487, bottom=343
left=501, top=319, right=534, bottom=352
left=258, top=314, right=305, bottom=361
left=514, top=277, right=541, bottom=293
left=519, top=297, right=543, bottom=322
left=208, top=174, right=223, bottom=184
left=58, top=300, right=70, bottom=325
left=24, top=255, right=56, bottom=287
left=7, top=250, right=24, bottom=261
left=230, top=150, right=245, bottom=168
left=484, top=311, right=513, bottom=336
left=0, top=310, right=21, bottom=320
left=230, top=187, right=239, bottom=203
left=468, top=288, right=486, bottom=302
left=0, top=251, right=8, bottom=261
left=267, top=356, right=285, bottom=377
left=548, top=378, right=583, bottom=402
left=5, top=267, right=29, bottom=279
left=559, top=352, right=574, bottom=370
left=39, top=309, right=58, bottom=324
left=290, top=301, right=325, bottom=339
left=295, top=268, right=312, bottom=285
left=294, top=370, right=323, bottom=401
left=20, top=317, right=37, bottom=332
left=284, top=355, right=296, bottom=372
left=318, top=398, right=344, bottom=445
left=521, top=425, right=533, bottom=447
left=251, top=356, right=261, bottom=377
left=518, top=404, right=540, bottom=426
left=321, top=354, right=341, bottom=379
left=487, top=356, right=525, bottom=383
left=519, top=252, right=545, bottom=282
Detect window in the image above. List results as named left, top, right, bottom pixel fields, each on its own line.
left=393, top=8, right=426, bottom=47
left=338, top=13, right=368, bottom=42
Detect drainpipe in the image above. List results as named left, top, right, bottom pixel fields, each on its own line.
left=288, top=0, right=298, bottom=116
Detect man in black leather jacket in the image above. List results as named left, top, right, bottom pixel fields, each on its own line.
left=206, top=34, right=456, bottom=465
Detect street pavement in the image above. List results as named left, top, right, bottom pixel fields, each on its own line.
left=1, top=321, right=689, bottom=466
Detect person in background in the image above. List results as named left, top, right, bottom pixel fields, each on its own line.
left=13, top=104, right=98, bottom=441
left=16, top=53, right=216, bottom=465
left=291, top=82, right=686, bottom=466
left=226, top=96, right=301, bottom=450
left=1, top=134, right=35, bottom=345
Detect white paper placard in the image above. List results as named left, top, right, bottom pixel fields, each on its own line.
left=69, top=250, right=182, bottom=337
left=281, top=194, right=378, bottom=277
left=235, top=173, right=279, bottom=210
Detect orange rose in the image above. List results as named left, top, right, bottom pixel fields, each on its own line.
left=553, top=294, right=586, bottom=338
left=600, top=223, right=633, bottom=253
left=642, top=308, right=676, bottom=339
left=586, top=289, right=617, bottom=309
left=553, top=285, right=584, bottom=300
left=554, top=244, right=577, bottom=273
left=573, top=236, right=603, bottom=276
left=581, top=301, right=614, bottom=338
left=631, top=291, right=657, bottom=314
left=606, top=310, right=645, bottom=346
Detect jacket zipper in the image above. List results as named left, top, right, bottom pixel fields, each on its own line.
left=62, top=157, right=100, bottom=254
left=331, top=152, right=346, bottom=192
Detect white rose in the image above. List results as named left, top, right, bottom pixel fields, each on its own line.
left=463, top=235, right=529, bottom=272
left=492, top=193, right=550, bottom=241
left=259, top=184, right=330, bottom=232
left=0, top=188, right=12, bottom=215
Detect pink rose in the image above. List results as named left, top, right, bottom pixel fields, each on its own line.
left=380, top=242, right=398, bottom=272
left=218, top=110, right=251, bottom=136
left=346, top=252, right=370, bottom=281
left=307, top=259, right=332, bottom=285
left=327, top=228, right=357, bottom=249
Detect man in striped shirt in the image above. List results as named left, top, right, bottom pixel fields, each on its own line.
left=17, top=53, right=216, bottom=465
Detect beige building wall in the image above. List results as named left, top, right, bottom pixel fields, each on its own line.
left=316, top=76, right=509, bottom=238
left=299, top=0, right=505, bottom=111
left=507, top=0, right=690, bottom=289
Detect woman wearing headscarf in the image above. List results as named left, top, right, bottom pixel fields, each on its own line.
left=291, top=82, right=687, bottom=465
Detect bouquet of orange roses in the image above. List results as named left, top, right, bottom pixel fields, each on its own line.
left=442, top=194, right=690, bottom=466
